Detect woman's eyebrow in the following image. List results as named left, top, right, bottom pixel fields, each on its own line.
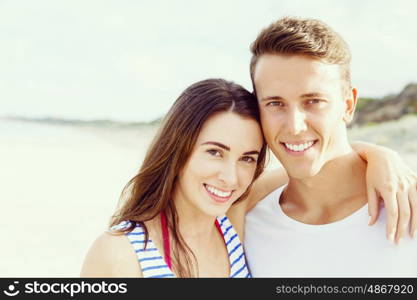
left=243, top=151, right=260, bottom=156
left=201, top=141, right=230, bottom=151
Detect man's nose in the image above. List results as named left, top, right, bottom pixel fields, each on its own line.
left=286, top=108, right=308, bottom=135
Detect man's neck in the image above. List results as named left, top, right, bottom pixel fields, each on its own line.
left=281, top=149, right=368, bottom=225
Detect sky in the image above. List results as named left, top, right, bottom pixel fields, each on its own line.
left=1, top=0, right=416, bottom=122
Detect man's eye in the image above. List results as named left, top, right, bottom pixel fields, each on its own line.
left=266, top=101, right=283, bottom=107
left=307, top=99, right=322, bottom=105
left=207, top=149, right=221, bottom=157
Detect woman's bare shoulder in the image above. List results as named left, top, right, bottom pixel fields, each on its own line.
left=80, top=230, right=142, bottom=277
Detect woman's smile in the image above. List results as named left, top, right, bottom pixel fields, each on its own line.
left=203, top=183, right=234, bottom=203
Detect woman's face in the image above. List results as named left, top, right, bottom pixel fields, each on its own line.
left=175, top=111, right=263, bottom=217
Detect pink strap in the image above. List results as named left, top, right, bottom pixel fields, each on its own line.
left=160, top=211, right=172, bottom=270
left=215, top=219, right=223, bottom=237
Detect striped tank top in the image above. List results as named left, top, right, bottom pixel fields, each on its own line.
left=111, top=215, right=251, bottom=278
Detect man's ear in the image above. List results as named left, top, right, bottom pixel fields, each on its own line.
left=343, top=87, right=358, bottom=124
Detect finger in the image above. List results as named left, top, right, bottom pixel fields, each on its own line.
left=367, top=187, right=379, bottom=225
left=381, top=190, right=398, bottom=244
left=395, top=187, right=411, bottom=245
left=409, top=185, right=417, bottom=239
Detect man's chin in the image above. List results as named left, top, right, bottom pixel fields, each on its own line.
left=285, top=165, right=321, bottom=180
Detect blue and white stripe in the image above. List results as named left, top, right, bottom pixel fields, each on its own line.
left=217, top=215, right=251, bottom=278
left=111, top=216, right=250, bottom=278
left=114, top=221, right=174, bottom=278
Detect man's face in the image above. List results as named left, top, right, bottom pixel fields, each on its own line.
left=253, top=54, right=356, bottom=179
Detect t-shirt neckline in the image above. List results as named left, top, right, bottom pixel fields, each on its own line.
left=273, top=185, right=369, bottom=231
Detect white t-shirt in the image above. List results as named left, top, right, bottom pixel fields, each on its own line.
left=244, top=186, right=417, bottom=277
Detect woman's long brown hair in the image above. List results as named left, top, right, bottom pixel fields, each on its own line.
left=110, top=78, right=267, bottom=277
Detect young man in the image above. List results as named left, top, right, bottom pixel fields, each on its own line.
left=244, top=17, right=417, bottom=277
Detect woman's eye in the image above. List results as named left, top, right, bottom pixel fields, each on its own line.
left=241, top=156, right=256, bottom=163
left=207, top=149, right=221, bottom=157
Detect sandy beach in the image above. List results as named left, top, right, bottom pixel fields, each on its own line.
left=1, top=116, right=416, bottom=277
left=0, top=120, right=158, bottom=277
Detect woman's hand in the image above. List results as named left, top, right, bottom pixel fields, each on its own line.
left=353, top=141, right=417, bottom=244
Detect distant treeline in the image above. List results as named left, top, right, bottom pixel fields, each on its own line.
left=353, top=83, right=417, bottom=126
left=356, top=97, right=378, bottom=111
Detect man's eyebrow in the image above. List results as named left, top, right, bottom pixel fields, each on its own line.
left=201, top=142, right=260, bottom=156
left=260, top=93, right=327, bottom=101
left=301, top=93, right=326, bottom=98
left=260, top=95, right=284, bottom=102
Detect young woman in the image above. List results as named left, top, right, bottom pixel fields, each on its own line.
left=80, top=79, right=416, bottom=278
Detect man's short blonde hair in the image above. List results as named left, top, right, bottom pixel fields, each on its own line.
left=250, top=17, right=352, bottom=96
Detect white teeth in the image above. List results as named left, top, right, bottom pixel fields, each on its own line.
left=205, top=185, right=232, bottom=197
left=285, top=141, right=314, bottom=152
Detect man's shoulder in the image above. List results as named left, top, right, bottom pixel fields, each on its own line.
left=247, top=185, right=286, bottom=213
